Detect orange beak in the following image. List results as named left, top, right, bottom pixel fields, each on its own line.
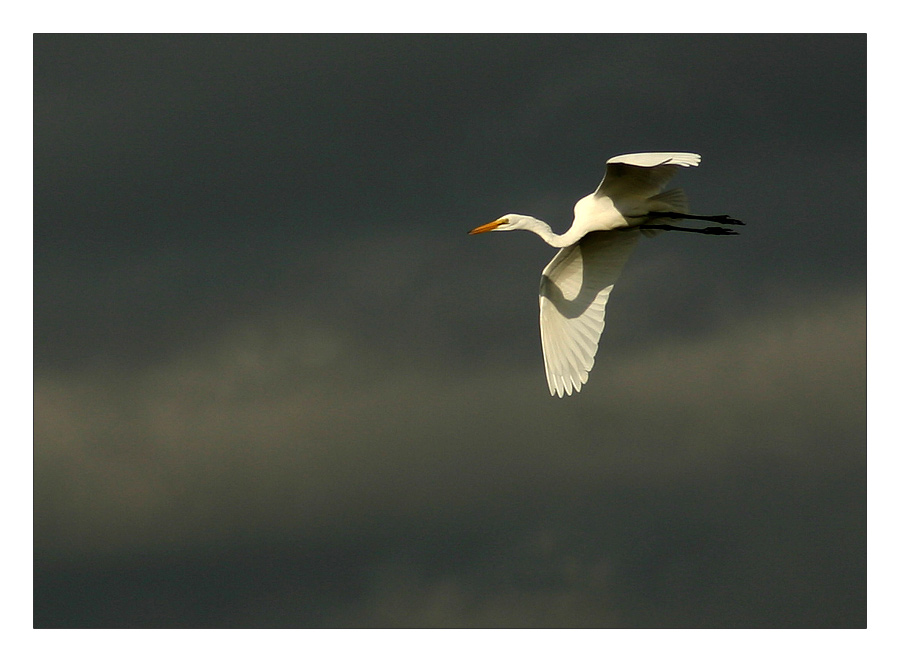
left=468, top=218, right=509, bottom=235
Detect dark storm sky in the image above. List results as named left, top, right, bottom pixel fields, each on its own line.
left=34, top=34, right=865, bottom=628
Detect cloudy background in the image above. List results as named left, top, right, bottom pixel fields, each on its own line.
left=34, top=34, right=865, bottom=628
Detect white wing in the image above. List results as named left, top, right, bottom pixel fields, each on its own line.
left=595, top=152, right=701, bottom=200
left=539, top=230, right=641, bottom=397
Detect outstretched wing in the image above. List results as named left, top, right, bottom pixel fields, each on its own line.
left=595, top=152, right=701, bottom=200
left=539, top=230, right=641, bottom=397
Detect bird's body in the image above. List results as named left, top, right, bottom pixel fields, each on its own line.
left=469, top=151, right=740, bottom=397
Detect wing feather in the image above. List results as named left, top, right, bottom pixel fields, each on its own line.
left=595, top=152, right=701, bottom=200
left=539, top=230, right=641, bottom=397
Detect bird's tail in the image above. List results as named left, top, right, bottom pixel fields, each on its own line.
left=650, top=187, right=689, bottom=213
left=641, top=188, right=689, bottom=237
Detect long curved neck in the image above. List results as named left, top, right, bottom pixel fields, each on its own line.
left=520, top=217, right=582, bottom=248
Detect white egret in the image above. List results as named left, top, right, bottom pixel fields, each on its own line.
left=469, top=152, right=741, bottom=397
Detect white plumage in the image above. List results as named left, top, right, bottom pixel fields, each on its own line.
left=539, top=229, right=640, bottom=396
left=469, top=152, right=740, bottom=397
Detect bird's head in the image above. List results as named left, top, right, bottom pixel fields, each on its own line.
left=468, top=214, right=530, bottom=234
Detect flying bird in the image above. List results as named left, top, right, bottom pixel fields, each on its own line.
left=469, top=152, right=741, bottom=397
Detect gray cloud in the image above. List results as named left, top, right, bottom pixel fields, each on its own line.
left=35, top=284, right=864, bottom=626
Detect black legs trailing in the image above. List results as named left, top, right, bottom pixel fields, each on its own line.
left=640, top=224, right=739, bottom=235
left=646, top=211, right=744, bottom=226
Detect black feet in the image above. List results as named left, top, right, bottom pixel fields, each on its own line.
left=705, top=214, right=744, bottom=226
left=700, top=226, right=739, bottom=235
